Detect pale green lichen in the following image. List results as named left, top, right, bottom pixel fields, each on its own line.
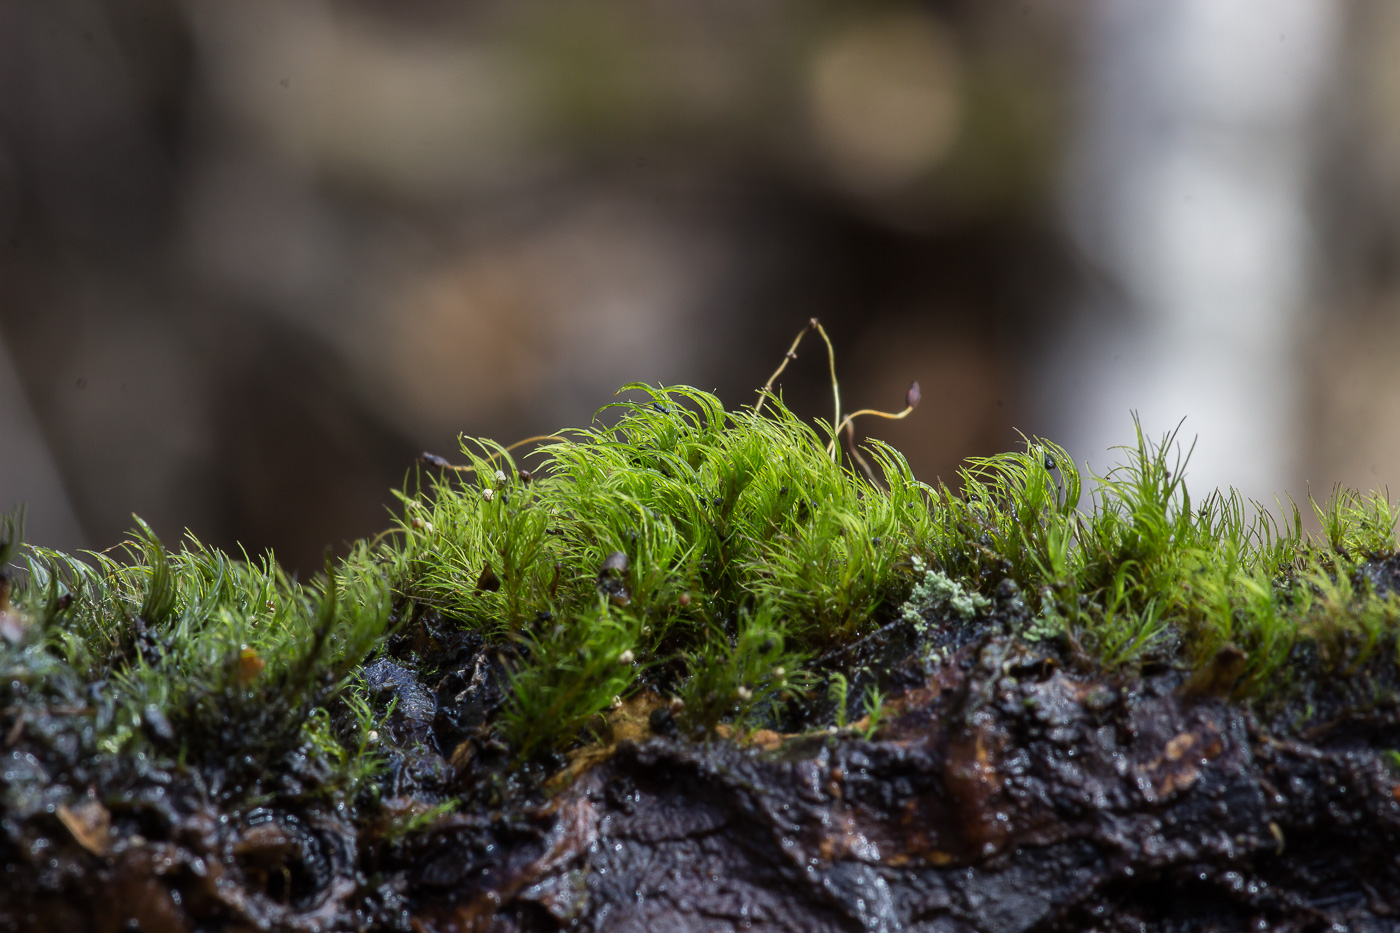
left=900, top=555, right=990, bottom=629
left=1025, top=600, right=1067, bottom=643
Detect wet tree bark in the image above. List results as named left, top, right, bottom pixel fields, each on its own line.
left=9, top=622, right=1400, bottom=932
left=397, top=636, right=1400, bottom=933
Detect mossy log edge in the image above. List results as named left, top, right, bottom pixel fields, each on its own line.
left=7, top=616, right=1400, bottom=931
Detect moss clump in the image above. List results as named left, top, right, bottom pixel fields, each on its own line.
left=395, top=383, right=934, bottom=757
left=2, top=382, right=1399, bottom=801
left=936, top=421, right=1400, bottom=696
left=1, top=517, right=395, bottom=803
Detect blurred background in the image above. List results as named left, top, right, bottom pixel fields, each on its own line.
left=1, top=0, right=1397, bottom=574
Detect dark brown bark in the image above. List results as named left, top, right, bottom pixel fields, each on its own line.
left=6, top=624, right=1400, bottom=932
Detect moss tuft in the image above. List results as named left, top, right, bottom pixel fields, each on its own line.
left=3, top=377, right=1400, bottom=791
left=397, top=383, right=934, bottom=756
left=5, top=524, right=396, bottom=802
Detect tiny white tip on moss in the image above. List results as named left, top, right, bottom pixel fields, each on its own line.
left=618, top=649, right=635, bottom=665
left=736, top=686, right=753, bottom=701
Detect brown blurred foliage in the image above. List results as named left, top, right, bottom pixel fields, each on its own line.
left=0, top=0, right=1083, bottom=572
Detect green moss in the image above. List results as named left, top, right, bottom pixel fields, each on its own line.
left=397, top=383, right=933, bottom=756
left=3, top=382, right=1400, bottom=792
left=3, top=519, right=396, bottom=801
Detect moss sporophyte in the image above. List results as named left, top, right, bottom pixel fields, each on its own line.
left=2, top=325, right=1400, bottom=806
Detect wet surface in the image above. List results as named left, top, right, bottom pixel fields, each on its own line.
left=6, top=585, right=1400, bottom=930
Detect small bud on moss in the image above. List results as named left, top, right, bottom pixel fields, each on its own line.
left=618, top=649, right=635, bottom=665
left=235, top=645, right=264, bottom=687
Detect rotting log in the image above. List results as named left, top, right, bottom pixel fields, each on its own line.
left=6, top=625, right=1400, bottom=932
